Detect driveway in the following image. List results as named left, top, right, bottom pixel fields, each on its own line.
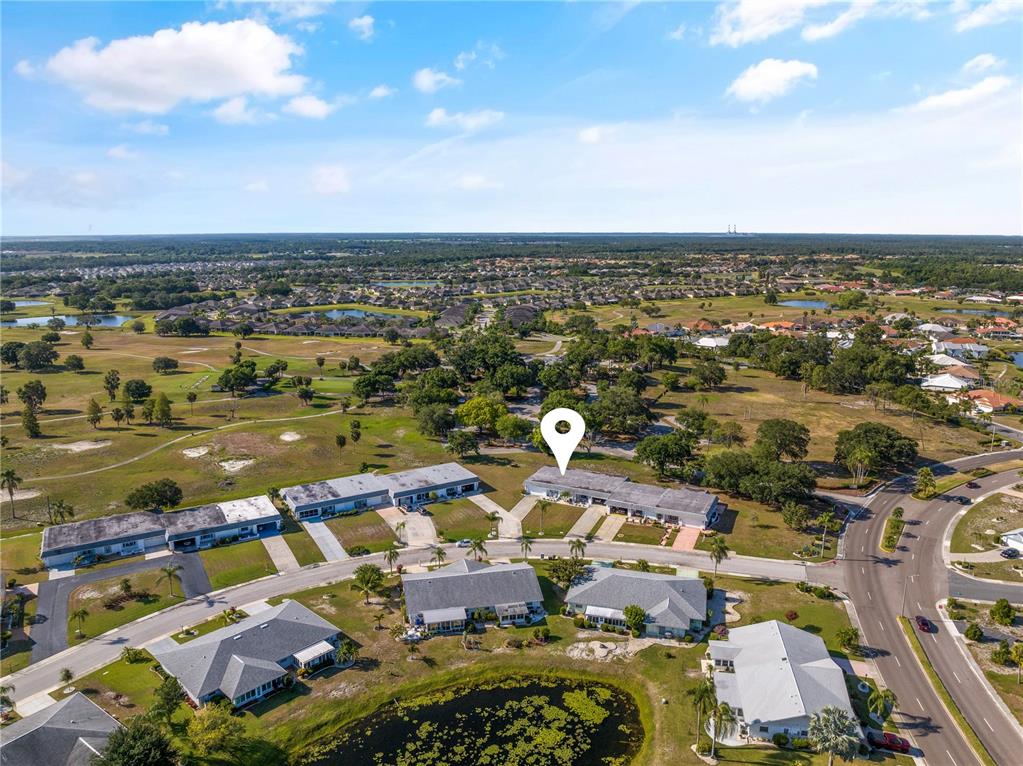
left=565, top=505, right=606, bottom=538
left=301, top=520, right=348, bottom=562
left=592, top=514, right=626, bottom=542
left=376, top=505, right=437, bottom=547
left=468, top=494, right=522, bottom=539
left=30, top=553, right=210, bottom=663
left=261, top=533, right=300, bottom=572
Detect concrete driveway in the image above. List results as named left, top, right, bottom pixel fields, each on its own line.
left=376, top=505, right=437, bottom=546
left=30, top=553, right=210, bottom=663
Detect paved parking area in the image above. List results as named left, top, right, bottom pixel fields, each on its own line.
left=376, top=506, right=437, bottom=546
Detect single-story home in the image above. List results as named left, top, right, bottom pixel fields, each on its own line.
left=564, top=567, right=707, bottom=637
left=921, top=372, right=975, bottom=392
left=40, top=495, right=282, bottom=568
left=524, top=466, right=720, bottom=529
left=1002, top=528, right=1023, bottom=552
left=151, top=601, right=342, bottom=708
left=0, top=692, right=121, bottom=766
left=281, top=462, right=480, bottom=520
left=948, top=388, right=1023, bottom=414
left=933, top=338, right=989, bottom=360
left=695, top=335, right=731, bottom=349
left=708, top=620, right=859, bottom=742
left=402, top=559, right=545, bottom=634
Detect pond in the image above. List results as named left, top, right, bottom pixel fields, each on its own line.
left=779, top=299, right=830, bottom=309
left=937, top=307, right=1010, bottom=317
left=0, top=314, right=133, bottom=327
left=303, top=676, right=644, bottom=766
left=1012, top=351, right=1023, bottom=369
left=373, top=280, right=441, bottom=288
left=303, top=308, right=394, bottom=320
left=12, top=300, right=51, bottom=307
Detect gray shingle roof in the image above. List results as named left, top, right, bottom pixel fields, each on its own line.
left=41, top=511, right=166, bottom=554
left=377, top=462, right=478, bottom=495
left=708, top=620, right=856, bottom=726
left=565, top=567, right=707, bottom=631
left=151, top=601, right=339, bottom=702
left=0, top=693, right=120, bottom=766
left=526, top=466, right=628, bottom=495
left=402, top=560, right=543, bottom=619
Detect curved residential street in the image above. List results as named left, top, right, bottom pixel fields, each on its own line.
left=3, top=448, right=1023, bottom=766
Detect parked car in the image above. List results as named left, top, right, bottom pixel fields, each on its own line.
left=1001, top=548, right=1020, bottom=559
left=914, top=615, right=932, bottom=632
left=868, top=731, right=911, bottom=754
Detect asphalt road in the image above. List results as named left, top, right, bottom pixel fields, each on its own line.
left=30, top=552, right=210, bottom=662
left=842, top=451, right=1023, bottom=766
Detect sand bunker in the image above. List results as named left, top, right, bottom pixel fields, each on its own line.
left=279, top=431, right=303, bottom=442
left=220, top=459, right=255, bottom=473
left=1, top=489, right=41, bottom=504
left=182, top=446, right=210, bottom=458
left=180, top=348, right=209, bottom=354
left=302, top=340, right=321, bottom=344
left=565, top=640, right=631, bottom=662
left=50, top=440, right=111, bottom=453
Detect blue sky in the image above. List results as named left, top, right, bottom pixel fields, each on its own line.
left=2, top=1, right=1021, bottom=235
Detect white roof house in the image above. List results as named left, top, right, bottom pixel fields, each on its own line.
left=925, top=352, right=962, bottom=367
left=1002, top=528, right=1023, bottom=552
left=921, top=373, right=974, bottom=392
left=695, top=335, right=731, bottom=349
left=708, top=620, right=858, bottom=741
left=918, top=323, right=953, bottom=338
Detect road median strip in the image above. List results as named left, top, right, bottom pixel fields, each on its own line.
left=897, top=616, right=998, bottom=766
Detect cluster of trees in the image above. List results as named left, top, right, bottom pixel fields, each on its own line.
left=1, top=340, right=59, bottom=371
left=64, top=275, right=234, bottom=311
left=154, top=317, right=210, bottom=337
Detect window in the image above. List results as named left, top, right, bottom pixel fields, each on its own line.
left=759, top=726, right=768, bottom=734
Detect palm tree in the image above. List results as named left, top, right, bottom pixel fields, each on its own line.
left=1, top=468, right=22, bottom=520
left=431, top=546, right=447, bottom=566
left=71, top=607, right=89, bottom=637
left=808, top=705, right=860, bottom=766
left=537, top=499, right=550, bottom=536
left=569, top=538, right=587, bottom=559
left=468, top=538, right=488, bottom=562
left=1012, top=642, right=1023, bottom=684
left=710, top=701, right=736, bottom=758
left=350, top=563, right=384, bottom=605
left=186, top=391, right=197, bottom=415
left=520, top=535, right=534, bottom=560
left=157, top=563, right=183, bottom=598
left=818, top=511, right=835, bottom=558
left=49, top=499, right=75, bottom=526
left=485, top=511, right=500, bottom=537
left=334, top=433, right=346, bottom=461
left=395, top=521, right=407, bottom=544
left=0, top=683, right=15, bottom=715
left=867, top=687, right=897, bottom=720
left=384, top=543, right=400, bottom=573
left=336, top=637, right=359, bottom=665
left=58, top=668, right=74, bottom=687
left=687, top=678, right=715, bottom=753
left=373, top=612, right=386, bottom=631
left=708, top=535, right=730, bottom=577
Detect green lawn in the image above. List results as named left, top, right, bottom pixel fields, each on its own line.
left=279, top=515, right=326, bottom=566
left=0, top=532, right=45, bottom=585
left=428, top=498, right=493, bottom=541
left=325, top=512, right=397, bottom=554
left=172, top=608, right=249, bottom=643
left=0, top=593, right=37, bottom=675
left=520, top=502, right=584, bottom=538
left=961, top=560, right=1023, bottom=582
left=951, top=492, right=1023, bottom=553
left=696, top=495, right=835, bottom=562
left=614, top=522, right=671, bottom=546
left=199, top=539, right=277, bottom=590
left=67, top=569, right=183, bottom=646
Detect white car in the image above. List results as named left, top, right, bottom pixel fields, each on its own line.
left=456, top=539, right=472, bottom=548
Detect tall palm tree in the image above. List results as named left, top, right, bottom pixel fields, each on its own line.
left=468, top=538, right=488, bottom=562
left=569, top=538, right=587, bottom=559
left=1, top=469, right=22, bottom=520
left=157, top=563, right=183, bottom=598
left=431, top=546, right=447, bottom=566
left=350, top=563, right=384, bottom=605
left=710, top=702, right=736, bottom=758
left=808, top=706, right=860, bottom=766
left=867, top=687, right=897, bottom=721
left=485, top=512, right=500, bottom=538
left=384, top=544, right=400, bottom=573
left=520, top=535, right=534, bottom=561
left=71, top=607, right=89, bottom=637
left=537, top=499, right=550, bottom=536
left=708, top=535, right=730, bottom=577
left=687, top=678, right=715, bottom=753
left=395, top=521, right=407, bottom=544
left=334, top=433, right=346, bottom=461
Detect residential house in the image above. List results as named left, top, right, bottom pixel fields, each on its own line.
left=933, top=338, right=989, bottom=360
left=0, top=693, right=121, bottom=766
left=949, top=389, right=1023, bottom=414
left=708, top=620, right=859, bottom=742
left=921, top=372, right=975, bottom=392
left=402, top=560, right=545, bottom=634
left=151, top=601, right=342, bottom=708
left=565, top=567, right=707, bottom=637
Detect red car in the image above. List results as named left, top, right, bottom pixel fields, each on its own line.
left=868, top=731, right=911, bottom=754
left=914, top=615, right=932, bottom=632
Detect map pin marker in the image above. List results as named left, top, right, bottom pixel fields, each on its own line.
left=540, top=407, right=586, bottom=476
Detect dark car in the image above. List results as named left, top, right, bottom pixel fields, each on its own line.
left=914, top=615, right=932, bottom=632
left=868, top=731, right=911, bottom=754
left=1001, top=548, right=1021, bottom=559
left=954, top=495, right=970, bottom=505
left=966, top=481, right=981, bottom=489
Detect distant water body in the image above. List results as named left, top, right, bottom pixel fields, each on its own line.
left=1, top=314, right=131, bottom=327
left=779, top=300, right=830, bottom=309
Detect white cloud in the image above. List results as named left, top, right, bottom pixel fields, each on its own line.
left=711, top=0, right=829, bottom=46
left=14, top=59, right=36, bottom=78
left=243, top=179, right=269, bottom=193
left=212, top=96, right=263, bottom=124
left=578, top=125, right=615, bottom=144
left=455, top=174, right=502, bottom=191
left=311, top=164, right=351, bottom=195
left=802, top=1, right=875, bottom=41
left=265, top=1, right=333, bottom=21
left=106, top=144, right=139, bottom=160
left=348, top=15, right=375, bottom=41
left=425, top=107, right=504, bottom=132
left=667, top=24, right=687, bottom=41
left=454, top=41, right=505, bottom=71
left=369, top=84, right=396, bottom=99
left=412, top=67, right=461, bottom=94
left=726, top=59, right=818, bottom=103
left=43, top=20, right=306, bottom=114
left=122, top=119, right=169, bottom=136
left=908, top=75, right=1012, bottom=111
left=955, top=0, right=1022, bottom=31
left=283, top=94, right=335, bottom=119
left=295, top=21, right=320, bottom=34
left=961, top=53, right=1005, bottom=76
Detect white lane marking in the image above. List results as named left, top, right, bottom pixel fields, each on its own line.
left=917, top=602, right=923, bottom=611
left=931, top=633, right=938, bottom=644
left=912, top=553, right=915, bottom=560
left=878, top=621, right=886, bottom=632
left=867, top=591, right=872, bottom=601
left=894, top=655, right=902, bottom=667
left=952, top=671, right=962, bottom=683
left=946, top=751, right=957, bottom=766
left=861, top=567, right=865, bottom=575
left=917, top=697, right=923, bottom=709
left=861, top=545, right=864, bottom=552
left=983, top=717, right=993, bottom=732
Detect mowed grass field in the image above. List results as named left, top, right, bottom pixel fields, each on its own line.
left=324, top=512, right=397, bottom=553
left=521, top=502, right=584, bottom=538
left=0, top=531, right=45, bottom=584
left=199, top=539, right=278, bottom=590
left=951, top=492, right=1023, bottom=553
left=429, top=498, right=493, bottom=541
left=67, top=568, right=184, bottom=646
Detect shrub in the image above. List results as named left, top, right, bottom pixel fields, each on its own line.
left=347, top=545, right=370, bottom=557
left=599, top=622, right=613, bottom=632
left=812, top=586, right=835, bottom=600
left=790, top=737, right=810, bottom=750
left=785, top=610, right=799, bottom=621
left=964, top=622, right=983, bottom=641
left=772, top=732, right=789, bottom=748
left=560, top=604, right=570, bottom=615
left=630, top=628, right=641, bottom=638
left=796, top=581, right=812, bottom=593
left=505, top=637, right=523, bottom=649
left=573, top=615, right=586, bottom=628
